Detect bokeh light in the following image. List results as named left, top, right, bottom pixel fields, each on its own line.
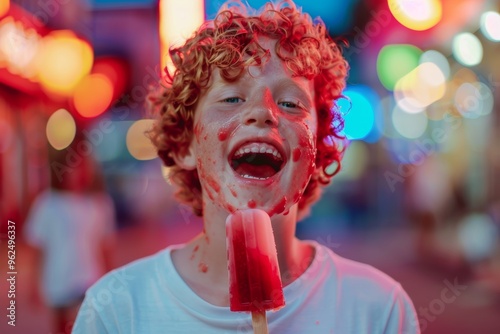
left=458, top=213, right=498, bottom=262
left=159, top=0, right=204, bottom=73
left=335, top=141, right=369, bottom=181
left=37, top=30, right=93, bottom=96
left=420, top=50, right=450, bottom=80
left=454, top=82, right=494, bottom=119
left=126, top=119, right=157, bottom=160
left=0, top=0, right=9, bottom=18
left=46, top=108, right=76, bottom=150
left=377, top=44, right=422, bottom=91
left=392, top=105, right=428, bottom=139
left=92, top=57, right=128, bottom=100
left=0, top=17, right=40, bottom=78
left=452, top=32, right=483, bottom=67
left=394, top=62, right=446, bottom=113
left=388, top=0, right=442, bottom=31
left=338, top=85, right=378, bottom=140
left=480, top=11, right=500, bottom=42
left=73, top=73, right=114, bottom=118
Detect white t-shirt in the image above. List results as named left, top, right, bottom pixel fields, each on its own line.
left=24, top=190, right=115, bottom=307
left=73, top=242, right=420, bottom=333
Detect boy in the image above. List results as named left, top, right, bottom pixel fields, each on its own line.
left=73, top=1, right=420, bottom=333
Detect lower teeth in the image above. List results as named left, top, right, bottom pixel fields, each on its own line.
left=242, top=174, right=269, bottom=180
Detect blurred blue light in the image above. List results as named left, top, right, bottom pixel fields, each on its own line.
left=205, top=0, right=358, bottom=33
left=338, top=85, right=379, bottom=141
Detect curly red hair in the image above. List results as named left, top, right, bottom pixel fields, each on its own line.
left=148, top=1, right=348, bottom=217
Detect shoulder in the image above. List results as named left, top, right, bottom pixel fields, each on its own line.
left=316, top=243, right=401, bottom=293
left=310, top=243, right=420, bottom=332
left=84, top=246, right=176, bottom=308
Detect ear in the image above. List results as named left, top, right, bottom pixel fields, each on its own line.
left=171, top=143, right=197, bottom=171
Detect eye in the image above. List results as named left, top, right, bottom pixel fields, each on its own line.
left=221, top=97, right=244, bottom=104
left=279, top=101, right=298, bottom=108
left=278, top=100, right=306, bottom=111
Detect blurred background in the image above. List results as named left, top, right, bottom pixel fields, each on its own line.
left=1, top=0, right=500, bottom=333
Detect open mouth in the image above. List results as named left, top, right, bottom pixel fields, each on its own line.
left=229, top=142, right=285, bottom=180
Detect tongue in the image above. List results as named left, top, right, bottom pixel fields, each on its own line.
left=235, top=162, right=277, bottom=179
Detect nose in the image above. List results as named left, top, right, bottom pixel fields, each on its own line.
left=243, top=88, right=278, bottom=127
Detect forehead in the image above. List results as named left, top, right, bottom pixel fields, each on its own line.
left=207, top=37, right=315, bottom=96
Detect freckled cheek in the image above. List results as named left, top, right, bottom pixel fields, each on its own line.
left=289, top=126, right=316, bottom=166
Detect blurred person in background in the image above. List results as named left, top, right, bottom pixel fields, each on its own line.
left=23, top=135, right=116, bottom=334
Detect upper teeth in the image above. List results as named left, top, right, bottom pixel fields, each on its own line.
left=234, top=142, right=282, bottom=160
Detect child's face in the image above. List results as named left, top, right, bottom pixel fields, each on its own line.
left=190, top=37, right=317, bottom=217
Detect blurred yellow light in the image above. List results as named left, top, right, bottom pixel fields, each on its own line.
left=394, top=62, right=446, bottom=113
left=420, top=50, right=449, bottom=80
left=480, top=11, right=500, bottom=42
left=389, top=0, right=442, bottom=31
left=0, top=0, right=9, bottom=18
left=46, top=108, right=76, bottom=150
left=73, top=73, right=114, bottom=118
left=159, top=0, right=204, bottom=74
left=37, top=31, right=93, bottom=96
left=126, top=119, right=157, bottom=161
left=452, top=32, right=483, bottom=67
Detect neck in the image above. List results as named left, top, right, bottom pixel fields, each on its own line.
left=171, top=199, right=314, bottom=306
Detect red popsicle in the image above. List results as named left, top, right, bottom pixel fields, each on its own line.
left=226, top=209, right=285, bottom=333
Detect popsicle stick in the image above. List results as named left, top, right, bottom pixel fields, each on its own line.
left=251, top=310, right=269, bottom=334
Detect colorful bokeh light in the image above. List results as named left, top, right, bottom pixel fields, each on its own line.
left=392, top=105, right=428, bottom=139
left=46, top=109, right=76, bottom=150
left=377, top=44, right=422, bottom=91
left=159, top=0, right=204, bottom=74
left=480, top=11, right=500, bottom=42
left=394, top=62, right=446, bottom=113
left=126, top=119, right=157, bottom=161
left=37, top=30, right=93, bottom=96
left=388, top=0, right=442, bottom=31
left=452, top=32, right=483, bottom=67
left=0, top=0, right=9, bottom=18
left=420, top=50, right=450, bottom=80
left=335, top=141, right=369, bottom=181
left=454, top=82, right=494, bottom=119
left=73, top=73, right=114, bottom=118
left=338, top=85, right=378, bottom=141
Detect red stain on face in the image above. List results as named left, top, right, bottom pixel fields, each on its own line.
left=218, top=128, right=229, bottom=141
left=292, top=148, right=301, bottom=162
left=293, top=191, right=302, bottom=204
left=190, top=38, right=319, bottom=217
left=190, top=245, right=200, bottom=260
left=268, top=197, right=287, bottom=216
left=205, top=174, right=221, bottom=193
left=198, top=262, right=208, bottom=273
